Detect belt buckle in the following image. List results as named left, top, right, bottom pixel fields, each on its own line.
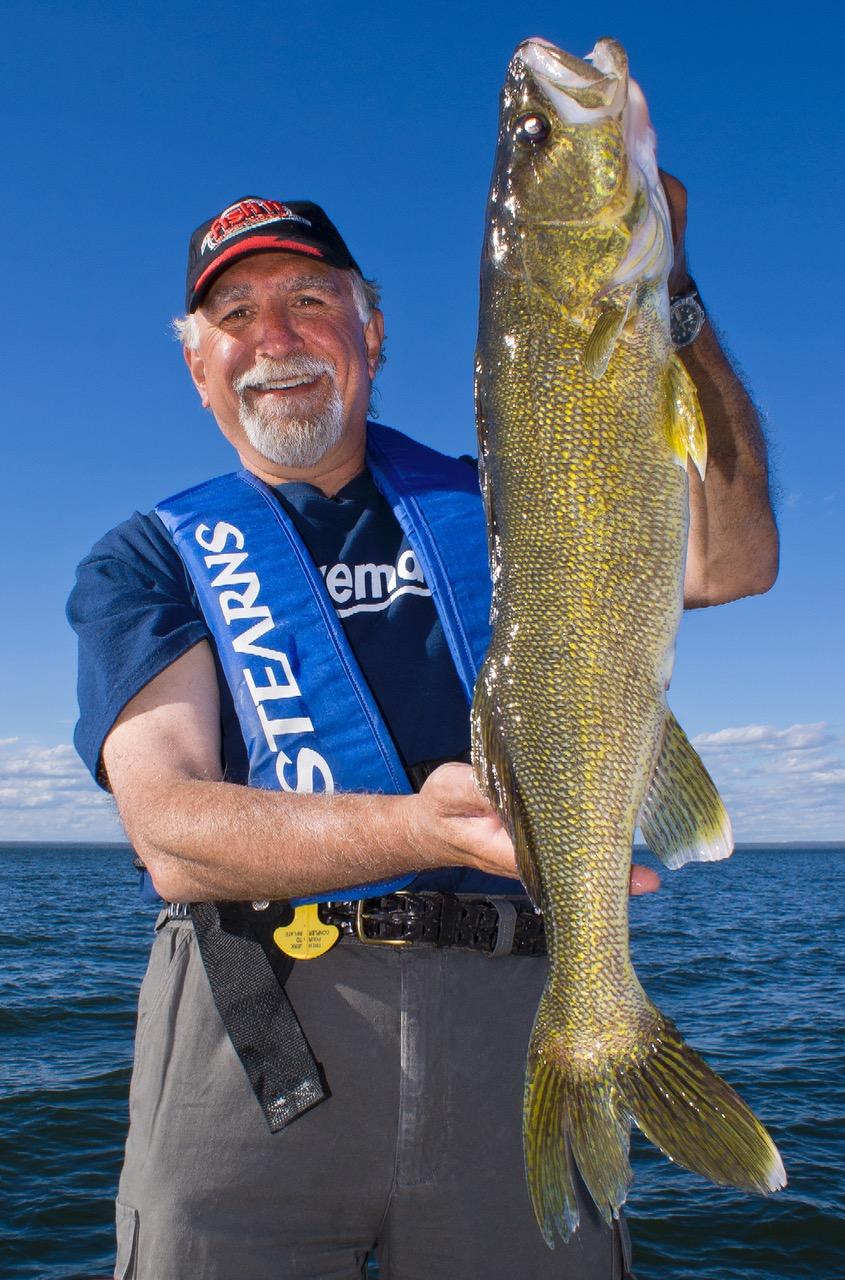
left=355, top=894, right=414, bottom=946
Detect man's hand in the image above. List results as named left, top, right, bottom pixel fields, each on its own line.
left=411, top=763, right=659, bottom=896
left=408, top=762, right=519, bottom=877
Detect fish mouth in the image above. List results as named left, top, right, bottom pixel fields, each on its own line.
left=513, top=36, right=628, bottom=123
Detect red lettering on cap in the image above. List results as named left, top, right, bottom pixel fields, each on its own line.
left=200, top=200, right=312, bottom=255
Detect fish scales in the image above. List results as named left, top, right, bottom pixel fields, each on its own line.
left=481, top=283, right=678, bottom=1003
left=471, top=35, right=785, bottom=1246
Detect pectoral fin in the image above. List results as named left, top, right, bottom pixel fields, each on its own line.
left=584, top=303, right=629, bottom=379
left=665, top=355, right=707, bottom=479
left=639, top=708, right=733, bottom=869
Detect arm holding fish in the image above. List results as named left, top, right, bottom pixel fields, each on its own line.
left=103, top=640, right=519, bottom=901
left=102, top=643, right=659, bottom=900
left=660, top=171, right=779, bottom=607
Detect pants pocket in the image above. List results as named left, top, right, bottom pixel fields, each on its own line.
left=115, top=1199, right=139, bottom=1280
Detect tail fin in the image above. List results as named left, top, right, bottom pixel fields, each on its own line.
left=524, top=1038, right=631, bottom=1245
left=524, top=992, right=785, bottom=1247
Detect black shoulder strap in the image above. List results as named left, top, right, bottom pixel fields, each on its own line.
left=189, top=900, right=328, bottom=1130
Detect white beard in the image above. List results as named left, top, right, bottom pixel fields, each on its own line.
left=234, top=356, right=345, bottom=469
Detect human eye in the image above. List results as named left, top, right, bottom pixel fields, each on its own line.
left=293, top=292, right=326, bottom=308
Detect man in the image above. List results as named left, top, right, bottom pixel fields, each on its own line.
left=69, top=193, right=777, bottom=1280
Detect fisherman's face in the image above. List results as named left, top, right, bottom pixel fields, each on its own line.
left=185, top=253, right=383, bottom=479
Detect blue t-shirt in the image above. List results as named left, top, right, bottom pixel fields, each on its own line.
left=68, top=463, right=519, bottom=896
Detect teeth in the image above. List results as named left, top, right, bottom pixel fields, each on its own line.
left=257, top=377, right=312, bottom=390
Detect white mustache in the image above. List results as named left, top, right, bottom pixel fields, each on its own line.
left=234, top=356, right=335, bottom=395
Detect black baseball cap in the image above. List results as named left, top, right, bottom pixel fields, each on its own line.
left=185, top=197, right=362, bottom=312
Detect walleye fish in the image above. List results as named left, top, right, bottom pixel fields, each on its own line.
left=471, top=36, right=785, bottom=1246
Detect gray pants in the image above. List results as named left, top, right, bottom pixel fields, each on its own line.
left=115, top=914, right=634, bottom=1279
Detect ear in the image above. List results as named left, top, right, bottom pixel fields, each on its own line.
left=183, top=343, right=210, bottom=409
left=363, top=309, right=385, bottom=380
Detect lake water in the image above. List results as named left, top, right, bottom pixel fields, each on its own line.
left=1, top=843, right=843, bottom=1278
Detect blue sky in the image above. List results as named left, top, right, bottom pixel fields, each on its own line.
left=2, top=1, right=842, bottom=841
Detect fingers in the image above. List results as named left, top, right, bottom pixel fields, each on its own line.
left=630, top=863, right=661, bottom=895
left=421, top=767, right=662, bottom=892
left=421, top=761, right=493, bottom=816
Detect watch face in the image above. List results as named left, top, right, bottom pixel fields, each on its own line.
left=670, top=296, right=705, bottom=349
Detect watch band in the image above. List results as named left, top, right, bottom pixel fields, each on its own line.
left=669, top=278, right=706, bottom=350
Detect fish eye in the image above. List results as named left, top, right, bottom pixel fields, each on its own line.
left=514, top=113, right=551, bottom=144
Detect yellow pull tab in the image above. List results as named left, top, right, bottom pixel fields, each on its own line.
left=273, top=904, right=340, bottom=960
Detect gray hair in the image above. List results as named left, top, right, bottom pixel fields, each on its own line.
left=172, top=269, right=382, bottom=354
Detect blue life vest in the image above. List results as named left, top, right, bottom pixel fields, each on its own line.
left=154, top=423, right=492, bottom=904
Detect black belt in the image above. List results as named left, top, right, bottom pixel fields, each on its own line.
left=321, top=891, right=546, bottom=956
left=169, top=892, right=546, bottom=957
left=172, top=892, right=545, bottom=1136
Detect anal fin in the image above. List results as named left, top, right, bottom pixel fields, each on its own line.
left=639, top=708, right=733, bottom=869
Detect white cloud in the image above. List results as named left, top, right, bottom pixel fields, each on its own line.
left=2, top=721, right=842, bottom=846
left=0, top=738, right=125, bottom=841
left=693, top=722, right=831, bottom=750
left=768, top=751, right=841, bottom=775
left=691, top=721, right=845, bottom=842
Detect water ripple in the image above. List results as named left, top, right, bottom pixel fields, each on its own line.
left=1, top=844, right=844, bottom=1278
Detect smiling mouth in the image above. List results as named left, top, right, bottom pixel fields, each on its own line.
left=250, top=376, right=321, bottom=393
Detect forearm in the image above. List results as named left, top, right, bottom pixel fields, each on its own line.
left=682, top=318, right=779, bottom=607
left=104, top=647, right=518, bottom=902
left=123, top=775, right=424, bottom=903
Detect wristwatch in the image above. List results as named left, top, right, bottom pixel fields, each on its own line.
left=669, top=279, right=706, bottom=350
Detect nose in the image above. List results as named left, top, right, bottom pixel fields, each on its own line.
left=254, top=301, right=304, bottom=358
